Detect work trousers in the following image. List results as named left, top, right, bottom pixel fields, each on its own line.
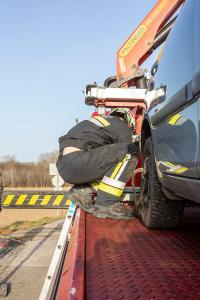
left=57, top=143, right=139, bottom=204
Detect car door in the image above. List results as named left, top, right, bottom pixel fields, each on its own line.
left=149, top=0, right=199, bottom=181
left=194, top=1, right=200, bottom=177
left=197, top=99, right=200, bottom=177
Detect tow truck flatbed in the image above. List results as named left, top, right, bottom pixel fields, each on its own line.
left=54, top=206, right=200, bottom=300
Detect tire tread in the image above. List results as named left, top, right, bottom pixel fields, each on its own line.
left=138, top=137, right=184, bottom=229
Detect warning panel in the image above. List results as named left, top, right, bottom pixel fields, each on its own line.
left=1, top=191, right=71, bottom=209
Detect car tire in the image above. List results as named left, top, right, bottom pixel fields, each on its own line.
left=137, top=137, right=184, bottom=229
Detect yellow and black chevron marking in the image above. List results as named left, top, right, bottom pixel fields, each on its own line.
left=1, top=191, right=71, bottom=209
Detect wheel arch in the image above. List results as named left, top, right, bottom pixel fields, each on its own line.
left=141, top=117, right=152, bottom=153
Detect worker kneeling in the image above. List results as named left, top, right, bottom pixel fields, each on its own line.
left=57, top=108, right=139, bottom=220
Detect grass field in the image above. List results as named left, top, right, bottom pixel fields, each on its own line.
left=0, top=216, right=65, bottom=234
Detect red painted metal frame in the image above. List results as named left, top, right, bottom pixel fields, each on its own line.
left=55, top=209, right=85, bottom=300
left=92, top=100, right=146, bottom=109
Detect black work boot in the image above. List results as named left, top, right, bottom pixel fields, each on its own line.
left=93, top=202, right=135, bottom=220
left=67, top=184, right=96, bottom=213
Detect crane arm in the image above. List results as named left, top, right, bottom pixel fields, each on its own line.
left=116, top=0, right=185, bottom=87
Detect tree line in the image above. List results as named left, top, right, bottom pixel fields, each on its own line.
left=0, top=151, right=60, bottom=187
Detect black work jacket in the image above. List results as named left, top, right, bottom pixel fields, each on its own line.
left=59, top=115, right=132, bottom=151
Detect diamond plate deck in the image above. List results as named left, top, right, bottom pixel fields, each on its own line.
left=85, top=207, right=200, bottom=300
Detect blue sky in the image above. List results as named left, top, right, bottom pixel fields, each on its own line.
left=0, top=0, right=156, bottom=161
